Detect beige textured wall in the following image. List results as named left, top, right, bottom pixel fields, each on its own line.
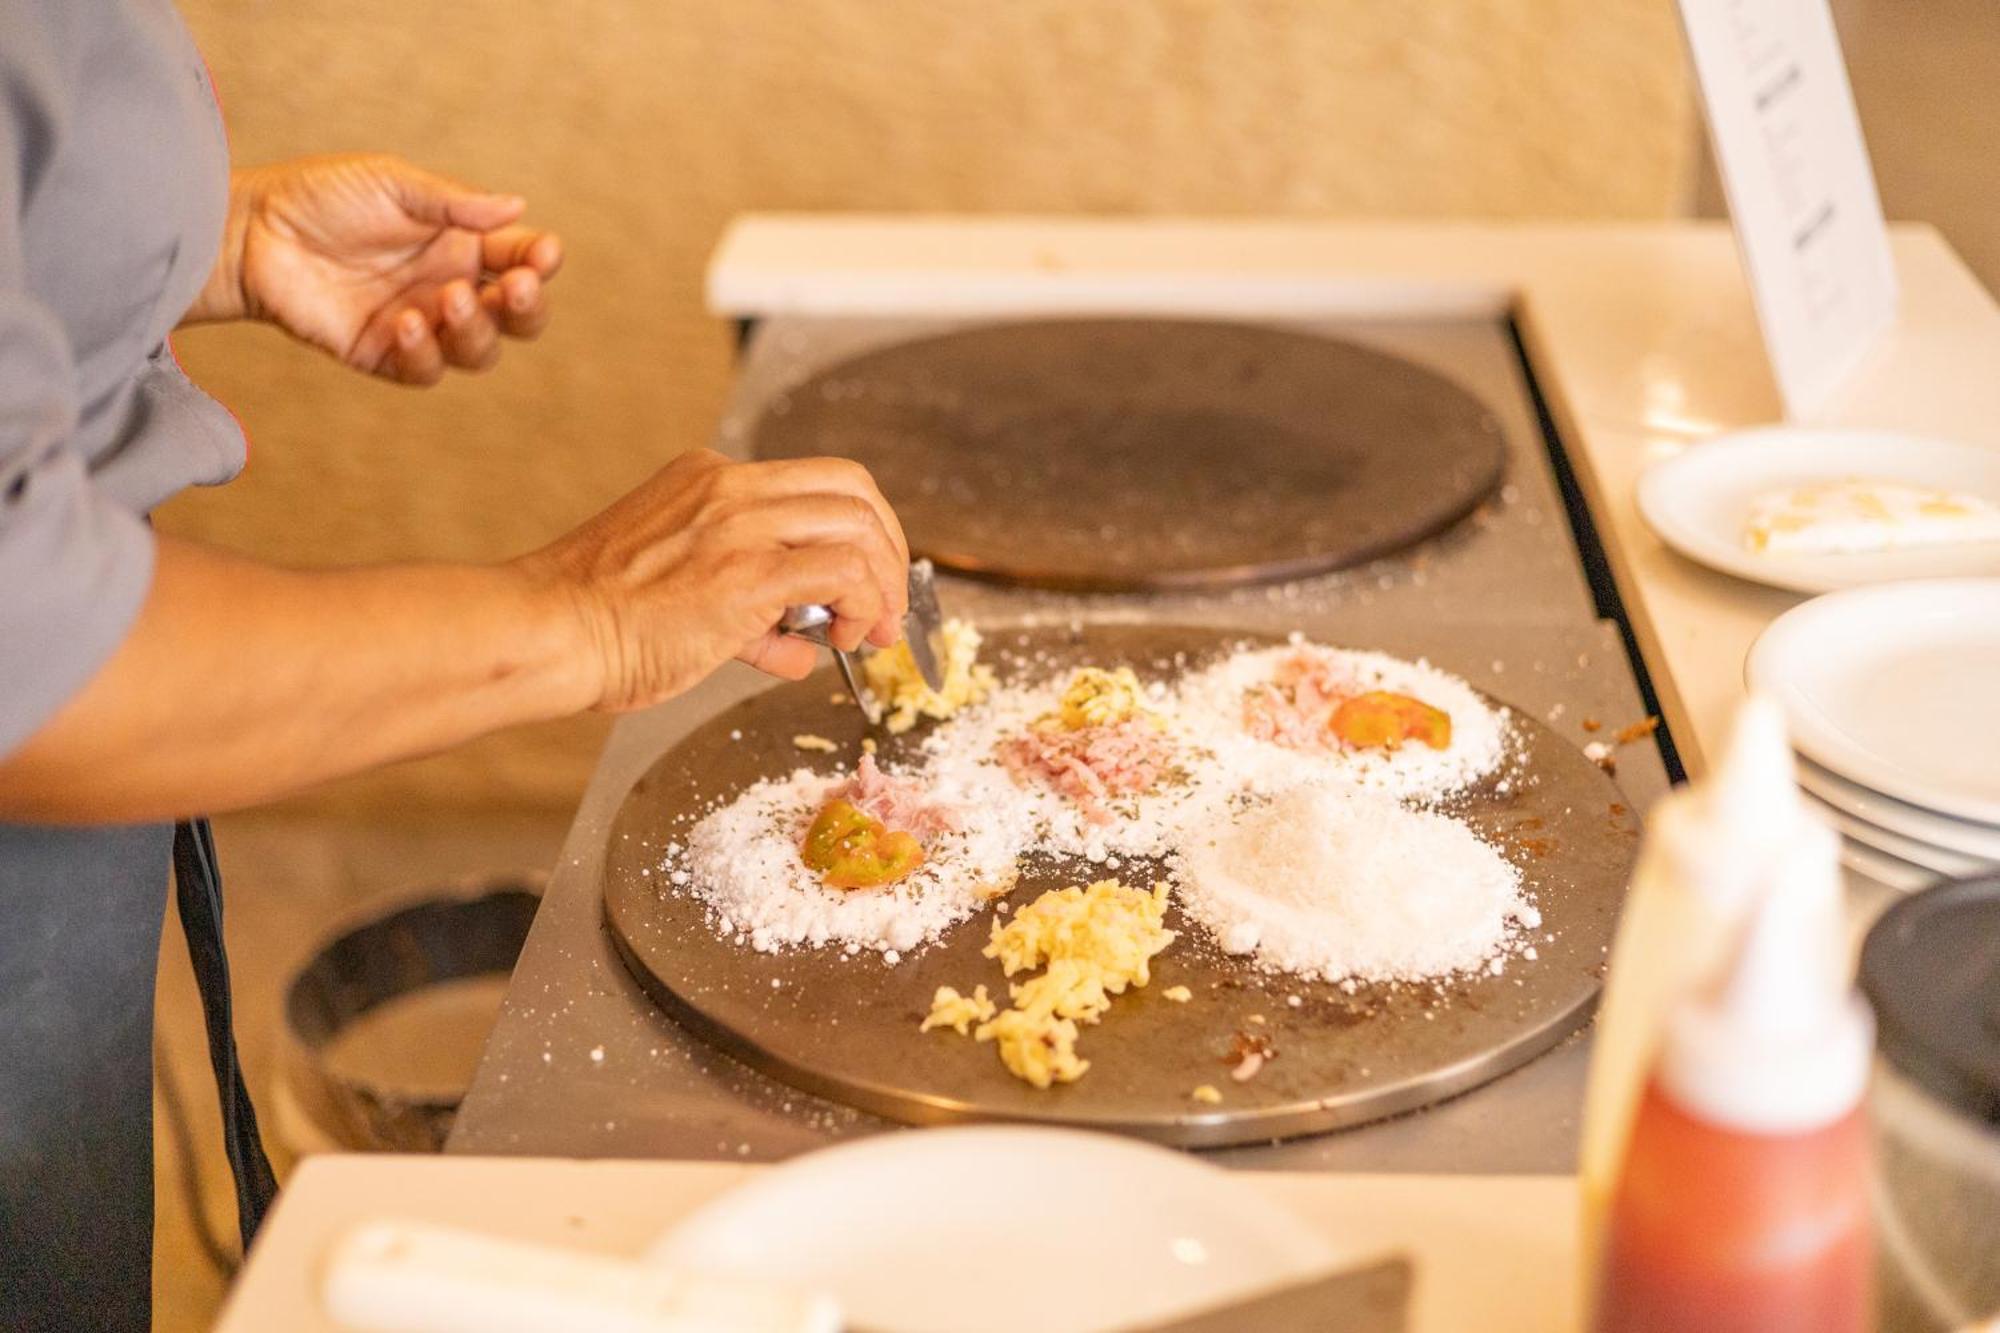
left=159, top=0, right=1695, bottom=817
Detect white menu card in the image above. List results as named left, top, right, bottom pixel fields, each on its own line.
left=1677, top=0, right=1898, bottom=420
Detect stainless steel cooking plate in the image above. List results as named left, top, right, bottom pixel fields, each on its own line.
left=602, top=624, right=1639, bottom=1148
left=750, top=319, right=1508, bottom=593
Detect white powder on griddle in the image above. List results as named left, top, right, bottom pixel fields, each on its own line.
left=1172, top=645, right=1509, bottom=806
left=669, top=640, right=1520, bottom=965
left=1173, top=782, right=1537, bottom=983
left=910, top=673, right=1212, bottom=864
left=681, top=764, right=1029, bottom=955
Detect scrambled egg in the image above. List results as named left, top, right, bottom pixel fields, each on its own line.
left=1162, top=985, right=1193, bottom=1003
left=863, top=618, right=997, bottom=735
left=919, top=878, right=1176, bottom=1090
left=1049, top=666, right=1161, bottom=732
left=1744, top=477, right=2000, bottom=554
left=920, top=984, right=997, bottom=1035
left=1191, top=1085, right=1223, bottom=1105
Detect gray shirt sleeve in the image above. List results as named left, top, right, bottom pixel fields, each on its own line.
left=0, top=19, right=157, bottom=759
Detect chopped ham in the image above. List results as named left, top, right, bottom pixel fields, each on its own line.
left=824, top=753, right=960, bottom=842
left=1000, top=716, right=1174, bottom=824
left=1242, top=650, right=1356, bottom=749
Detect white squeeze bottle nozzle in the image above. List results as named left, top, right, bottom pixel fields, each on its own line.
left=1577, top=695, right=1802, bottom=1282
left=1656, top=815, right=1873, bottom=1136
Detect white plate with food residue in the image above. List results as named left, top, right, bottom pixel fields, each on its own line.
left=1638, top=428, right=2000, bottom=594
left=650, top=1126, right=1339, bottom=1333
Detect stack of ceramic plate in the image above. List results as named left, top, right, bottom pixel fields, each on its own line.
left=1748, top=579, right=2000, bottom=892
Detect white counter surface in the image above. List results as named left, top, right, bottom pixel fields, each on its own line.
left=219, top=1157, right=1577, bottom=1332
left=225, top=219, right=2000, bottom=1328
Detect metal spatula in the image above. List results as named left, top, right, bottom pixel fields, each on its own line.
left=780, top=561, right=946, bottom=727
left=900, top=559, right=946, bottom=692
left=775, top=602, right=879, bottom=725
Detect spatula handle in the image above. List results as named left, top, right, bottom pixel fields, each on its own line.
left=322, top=1219, right=841, bottom=1333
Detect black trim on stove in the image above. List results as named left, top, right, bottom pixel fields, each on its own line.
left=1506, top=313, right=1687, bottom=786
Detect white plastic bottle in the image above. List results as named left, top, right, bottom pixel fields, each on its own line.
left=1592, top=817, right=1875, bottom=1332
left=1578, top=696, right=1804, bottom=1282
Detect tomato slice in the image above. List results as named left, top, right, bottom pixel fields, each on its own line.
left=800, top=799, right=926, bottom=890
left=1329, top=691, right=1452, bottom=751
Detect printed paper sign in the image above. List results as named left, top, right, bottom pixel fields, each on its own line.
left=1677, top=0, right=1897, bottom=419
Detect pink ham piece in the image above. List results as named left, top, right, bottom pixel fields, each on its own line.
left=1243, top=650, right=1359, bottom=750
left=823, top=753, right=961, bottom=843
left=1000, top=716, right=1175, bottom=824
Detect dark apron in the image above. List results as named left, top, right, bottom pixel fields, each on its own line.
left=0, top=820, right=276, bottom=1331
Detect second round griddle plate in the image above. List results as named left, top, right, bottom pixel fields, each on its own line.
left=604, top=626, right=1639, bottom=1149
left=750, top=319, right=1508, bottom=593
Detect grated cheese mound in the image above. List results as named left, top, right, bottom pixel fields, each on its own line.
left=1051, top=666, right=1159, bottom=732
left=956, top=879, right=1175, bottom=1088
left=1010, top=959, right=1118, bottom=1026
left=862, top=618, right=996, bottom=734
left=920, top=984, right=996, bottom=1035
left=983, top=879, right=1174, bottom=989
left=976, top=1008, right=1088, bottom=1088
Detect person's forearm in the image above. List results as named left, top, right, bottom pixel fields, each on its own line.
left=180, top=168, right=258, bottom=326
left=0, top=537, right=596, bottom=823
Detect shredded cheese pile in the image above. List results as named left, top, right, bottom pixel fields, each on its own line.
left=862, top=618, right=996, bottom=734
left=1050, top=666, right=1158, bottom=732
left=920, top=985, right=996, bottom=1035
left=922, top=878, right=1175, bottom=1088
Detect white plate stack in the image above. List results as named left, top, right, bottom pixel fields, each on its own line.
left=1748, top=579, right=2000, bottom=892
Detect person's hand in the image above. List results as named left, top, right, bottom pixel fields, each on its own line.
left=518, top=450, right=911, bottom=713
left=203, top=153, right=563, bottom=385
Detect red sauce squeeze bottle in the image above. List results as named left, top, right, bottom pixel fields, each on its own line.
left=1593, top=818, right=1876, bottom=1333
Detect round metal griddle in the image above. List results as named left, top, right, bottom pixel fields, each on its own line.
left=604, top=626, right=1640, bottom=1148
left=750, top=320, right=1507, bottom=593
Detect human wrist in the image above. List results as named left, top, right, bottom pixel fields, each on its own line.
left=182, top=169, right=265, bottom=326
left=500, top=552, right=612, bottom=717
left=226, top=167, right=277, bottom=325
